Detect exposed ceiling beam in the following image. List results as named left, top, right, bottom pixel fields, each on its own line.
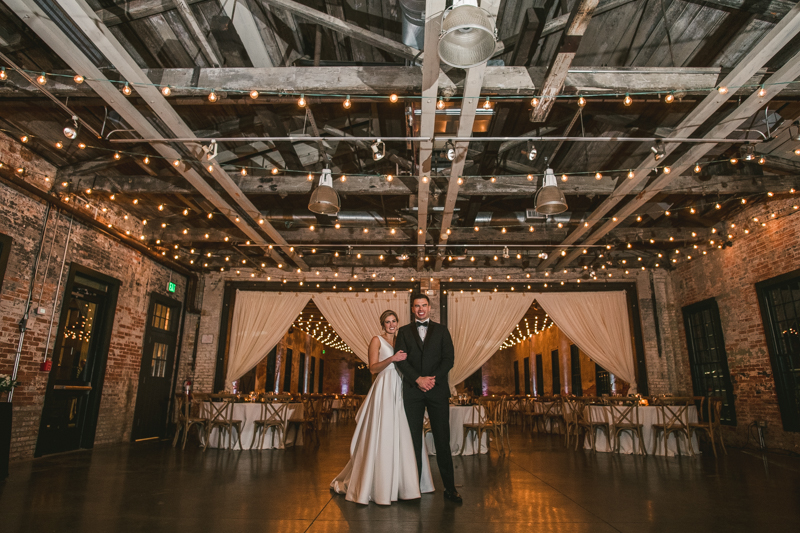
left=173, top=0, right=221, bottom=67
left=0, top=66, right=775, bottom=98
left=4, top=0, right=288, bottom=269
left=94, top=0, right=201, bottom=26
left=555, top=49, right=800, bottom=269
left=51, top=0, right=308, bottom=270
left=415, top=0, right=445, bottom=271
left=71, top=172, right=794, bottom=197
left=220, top=0, right=274, bottom=67
left=538, top=2, right=800, bottom=271
left=433, top=0, right=502, bottom=272
left=529, top=0, right=599, bottom=123
left=510, top=7, right=547, bottom=67
left=260, top=0, right=420, bottom=61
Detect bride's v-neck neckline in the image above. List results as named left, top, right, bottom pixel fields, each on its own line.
left=379, top=336, right=394, bottom=348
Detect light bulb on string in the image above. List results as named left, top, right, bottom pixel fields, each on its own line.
left=113, top=152, right=121, bottom=160
left=249, top=89, right=259, bottom=99
left=664, top=92, right=674, bottom=104
left=718, top=86, right=728, bottom=95
left=343, top=95, right=351, bottom=109
left=577, top=96, right=586, bottom=107
left=298, top=94, right=306, bottom=107
left=694, top=164, right=702, bottom=173
left=437, top=97, right=445, bottom=110
left=389, top=94, right=398, bottom=103
left=595, top=172, right=602, bottom=180
left=271, top=167, right=279, bottom=175
left=623, top=93, right=633, bottom=106
left=20, top=135, right=28, bottom=143
left=78, top=143, right=86, bottom=149
left=758, top=86, right=767, bottom=97
left=531, top=97, right=540, bottom=108
left=0, top=68, right=6, bottom=81
left=55, top=141, right=63, bottom=149
left=627, top=170, right=635, bottom=179
left=36, top=73, right=46, bottom=85
left=208, top=90, right=218, bottom=102
left=143, top=156, right=150, bottom=165
left=161, top=86, right=171, bottom=96
left=73, top=74, right=84, bottom=84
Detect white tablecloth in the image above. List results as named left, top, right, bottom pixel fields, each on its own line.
left=205, top=402, right=305, bottom=449
left=583, top=405, right=699, bottom=456
left=425, top=405, right=490, bottom=456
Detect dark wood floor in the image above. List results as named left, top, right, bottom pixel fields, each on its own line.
left=1, top=422, right=799, bottom=532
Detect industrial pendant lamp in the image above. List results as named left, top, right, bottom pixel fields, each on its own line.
left=535, top=167, right=568, bottom=215
left=308, top=168, right=340, bottom=215
left=438, top=0, right=497, bottom=69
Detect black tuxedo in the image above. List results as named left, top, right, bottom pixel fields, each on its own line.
left=394, top=319, right=456, bottom=492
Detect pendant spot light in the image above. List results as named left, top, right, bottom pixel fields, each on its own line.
left=535, top=167, right=568, bottom=215
left=444, top=140, right=456, bottom=161
left=527, top=140, right=537, bottom=161
left=437, top=0, right=498, bottom=69
left=371, top=139, right=386, bottom=161
left=308, top=168, right=340, bottom=215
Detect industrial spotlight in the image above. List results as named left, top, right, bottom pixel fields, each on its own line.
left=535, top=167, right=568, bottom=215
left=502, top=246, right=510, bottom=259
left=371, top=139, right=386, bottom=161
left=791, top=120, right=800, bottom=141
left=437, top=0, right=498, bottom=69
left=650, top=140, right=666, bottom=161
left=308, top=168, right=340, bottom=215
left=63, top=115, right=79, bottom=140
left=444, top=140, right=456, bottom=161
left=527, top=140, right=537, bottom=161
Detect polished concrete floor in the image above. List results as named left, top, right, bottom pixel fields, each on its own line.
left=1, top=422, right=799, bottom=533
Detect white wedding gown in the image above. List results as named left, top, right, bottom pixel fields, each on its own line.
left=331, top=336, right=434, bottom=505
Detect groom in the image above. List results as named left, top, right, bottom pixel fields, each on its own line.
left=394, top=293, right=462, bottom=503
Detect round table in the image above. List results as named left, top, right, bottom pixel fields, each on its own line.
left=205, top=402, right=305, bottom=449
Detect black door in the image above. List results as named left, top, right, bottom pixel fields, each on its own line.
left=282, top=349, right=293, bottom=392
left=309, top=356, right=316, bottom=393
left=265, top=347, right=277, bottom=393
left=513, top=361, right=520, bottom=395
left=131, top=294, right=181, bottom=441
left=535, top=354, right=544, bottom=396
left=682, top=298, right=737, bottom=425
left=297, top=353, right=306, bottom=393
left=523, top=356, right=531, bottom=395
left=465, top=368, right=482, bottom=396
left=570, top=345, right=583, bottom=396
left=318, top=359, right=324, bottom=393
left=36, top=266, right=119, bottom=457
left=551, top=350, right=561, bottom=395
left=757, top=273, right=800, bottom=431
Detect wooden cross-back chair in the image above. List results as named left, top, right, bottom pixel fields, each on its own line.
left=249, top=399, right=289, bottom=450
left=172, top=393, right=209, bottom=450
left=608, top=398, right=647, bottom=455
left=651, top=397, right=695, bottom=457
left=206, top=394, right=244, bottom=450
left=689, top=396, right=727, bottom=457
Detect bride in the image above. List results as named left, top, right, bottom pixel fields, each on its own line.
left=331, top=310, right=434, bottom=505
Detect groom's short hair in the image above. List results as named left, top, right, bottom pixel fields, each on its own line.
left=410, top=293, right=430, bottom=306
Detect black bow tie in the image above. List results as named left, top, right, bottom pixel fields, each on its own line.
left=416, top=321, right=429, bottom=328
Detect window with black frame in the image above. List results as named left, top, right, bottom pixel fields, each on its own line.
left=757, top=272, right=800, bottom=432
left=682, top=298, right=737, bottom=425
left=0, top=233, right=12, bottom=295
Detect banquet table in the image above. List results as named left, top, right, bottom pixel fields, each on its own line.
left=205, top=402, right=305, bottom=449
left=582, top=404, right=699, bottom=456
left=425, top=405, right=490, bottom=456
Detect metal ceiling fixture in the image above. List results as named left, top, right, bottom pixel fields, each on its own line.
left=651, top=140, right=666, bottom=161
left=437, top=0, right=498, bottom=69
left=308, top=168, right=340, bottom=215
left=444, top=140, right=456, bottom=161
left=535, top=167, right=568, bottom=215
left=527, top=140, right=537, bottom=161
left=371, top=139, right=386, bottom=161
left=63, top=115, right=78, bottom=139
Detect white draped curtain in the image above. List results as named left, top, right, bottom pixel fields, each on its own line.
left=534, top=292, right=637, bottom=392
left=312, top=292, right=411, bottom=363
left=226, top=291, right=310, bottom=384
left=447, top=292, right=535, bottom=394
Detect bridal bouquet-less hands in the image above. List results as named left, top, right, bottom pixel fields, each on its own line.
left=0, top=374, right=20, bottom=393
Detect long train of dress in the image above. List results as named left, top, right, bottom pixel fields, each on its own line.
left=331, top=337, right=434, bottom=505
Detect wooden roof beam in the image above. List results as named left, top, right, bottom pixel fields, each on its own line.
left=538, top=2, right=800, bottom=271
left=173, top=0, right=221, bottom=67
left=51, top=0, right=308, bottom=270
left=529, top=0, right=599, bottom=123
left=220, top=0, right=274, bottom=67
left=260, top=0, right=421, bottom=61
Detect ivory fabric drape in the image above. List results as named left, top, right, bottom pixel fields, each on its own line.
left=226, top=291, right=311, bottom=384
left=534, top=291, right=637, bottom=392
left=312, top=292, right=411, bottom=363
left=447, top=292, right=535, bottom=394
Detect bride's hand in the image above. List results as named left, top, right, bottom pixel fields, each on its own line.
left=393, top=350, right=408, bottom=362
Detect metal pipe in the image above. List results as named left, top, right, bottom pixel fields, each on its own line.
left=239, top=243, right=607, bottom=248
left=9, top=204, right=51, bottom=402
left=42, top=215, right=73, bottom=365
left=109, top=135, right=760, bottom=144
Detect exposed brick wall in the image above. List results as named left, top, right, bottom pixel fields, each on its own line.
left=667, top=197, right=800, bottom=453
left=0, top=137, right=187, bottom=461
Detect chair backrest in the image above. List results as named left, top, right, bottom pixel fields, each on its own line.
left=654, top=397, right=693, bottom=429
left=174, top=393, right=190, bottom=421
left=301, top=395, right=319, bottom=422
left=495, top=396, right=511, bottom=424
left=471, top=398, right=491, bottom=426
left=191, top=392, right=211, bottom=419
left=608, top=398, right=640, bottom=426
left=542, top=397, right=563, bottom=417
left=562, top=396, right=581, bottom=423
left=261, top=399, right=288, bottom=423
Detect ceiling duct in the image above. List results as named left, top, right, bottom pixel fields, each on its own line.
left=399, top=0, right=426, bottom=51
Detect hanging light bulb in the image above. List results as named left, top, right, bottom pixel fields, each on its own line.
left=172, top=159, right=181, bottom=167
left=0, top=68, right=6, bottom=80
left=386, top=174, right=394, bottom=182
left=758, top=156, right=766, bottom=165
left=577, top=96, right=586, bottom=107
left=113, top=152, right=121, bottom=160
left=623, top=93, right=633, bottom=106
left=437, top=96, right=445, bottom=110
left=694, top=164, right=702, bottom=173
left=664, top=92, right=674, bottom=104
left=531, top=96, right=540, bottom=108
left=343, top=95, right=351, bottom=109
left=122, top=83, right=132, bottom=96
left=307, top=173, right=314, bottom=181
left=561, top=174, right=568, bottom=182
left=730, top=157, right=738, bottom=165
left=663, top=166, right=671, bottom=174
left=78, top=143, right=86, bottom=149
left=20, top=135, right=28, bottom=143
left=208, top=90, right=218, bottom=102
left=482, top=97, right=491, bottom=109
left=271, top=167, right=279, bottom=175
left=143, top=156, right=150, bottom=165
left=758, top=85, right=767, bottom=98
left=36, top=73, right=47, bottom=85
left=717, top=86, right=728, bottom=95
left=73, top=74, right=84, bottom=84
left=627, top=170, right=635, bottom=179
left=241, top=167, right=247, bottom=176
left=595, top=172, right=602, bottom=180
left=298, top=94, right=306, bottom=107
left=250, top=89, right=259, bottom=99
left=161, top=85, right=171, bottom=96
left=389, top=93, right=398, bottom=103
left=55, top=141, right=63, bottom=149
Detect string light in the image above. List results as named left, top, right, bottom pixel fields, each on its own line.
left=78, top=143, right=86, bottom=149
left=0, top=68, right=6, bottom=81
left=664, top=92, right=674, bottom=103
left=482, top=97, right=491, bottom=109
left=161, top=86, right=171, bottom=96
left=250, top=89, right=259, bottom=99
left=271, top=167, right=279, bottom=175
left=208, top=90, right=218, bottom=102
left=718, top=86, right=728, bottom=95
left=73, top=74, right=84, bottom=84
left=694, top=164, right=702, bottom=173
left=389, top=94, right=398, bottom=103
left=437, top=97, right=445, bottom=110
left=298, top=94, right=306, bottom=107
left=343, top=95, right=351, bottom=109
left=595, top=172, right=602, bottom=180
left=623, top=94, right=633, bottom=106
left=577, top=96, right=586, bottom=107
left=20, top=135, right=28, bottom=143
left=113, top=152, right=121, bottom=160
left=758, top=86, right=767, bottom=97
left=627, top=170, right=634, bottom=179
left=36, top=73, right=46, bottom=85
left=143, top=156, right=150, bottom=165
left=531, top=97, right=540, bottom=107
left=122, top=83, right=132, bottom=96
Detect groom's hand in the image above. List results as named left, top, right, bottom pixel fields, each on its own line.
left=416, top=376, right=435, bottom=392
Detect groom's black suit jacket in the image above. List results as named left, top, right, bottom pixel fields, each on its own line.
left=394, top=319, right=454, bottom=397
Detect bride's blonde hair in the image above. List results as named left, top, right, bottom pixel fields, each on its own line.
left=380, top=310, right=399, bottom=330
